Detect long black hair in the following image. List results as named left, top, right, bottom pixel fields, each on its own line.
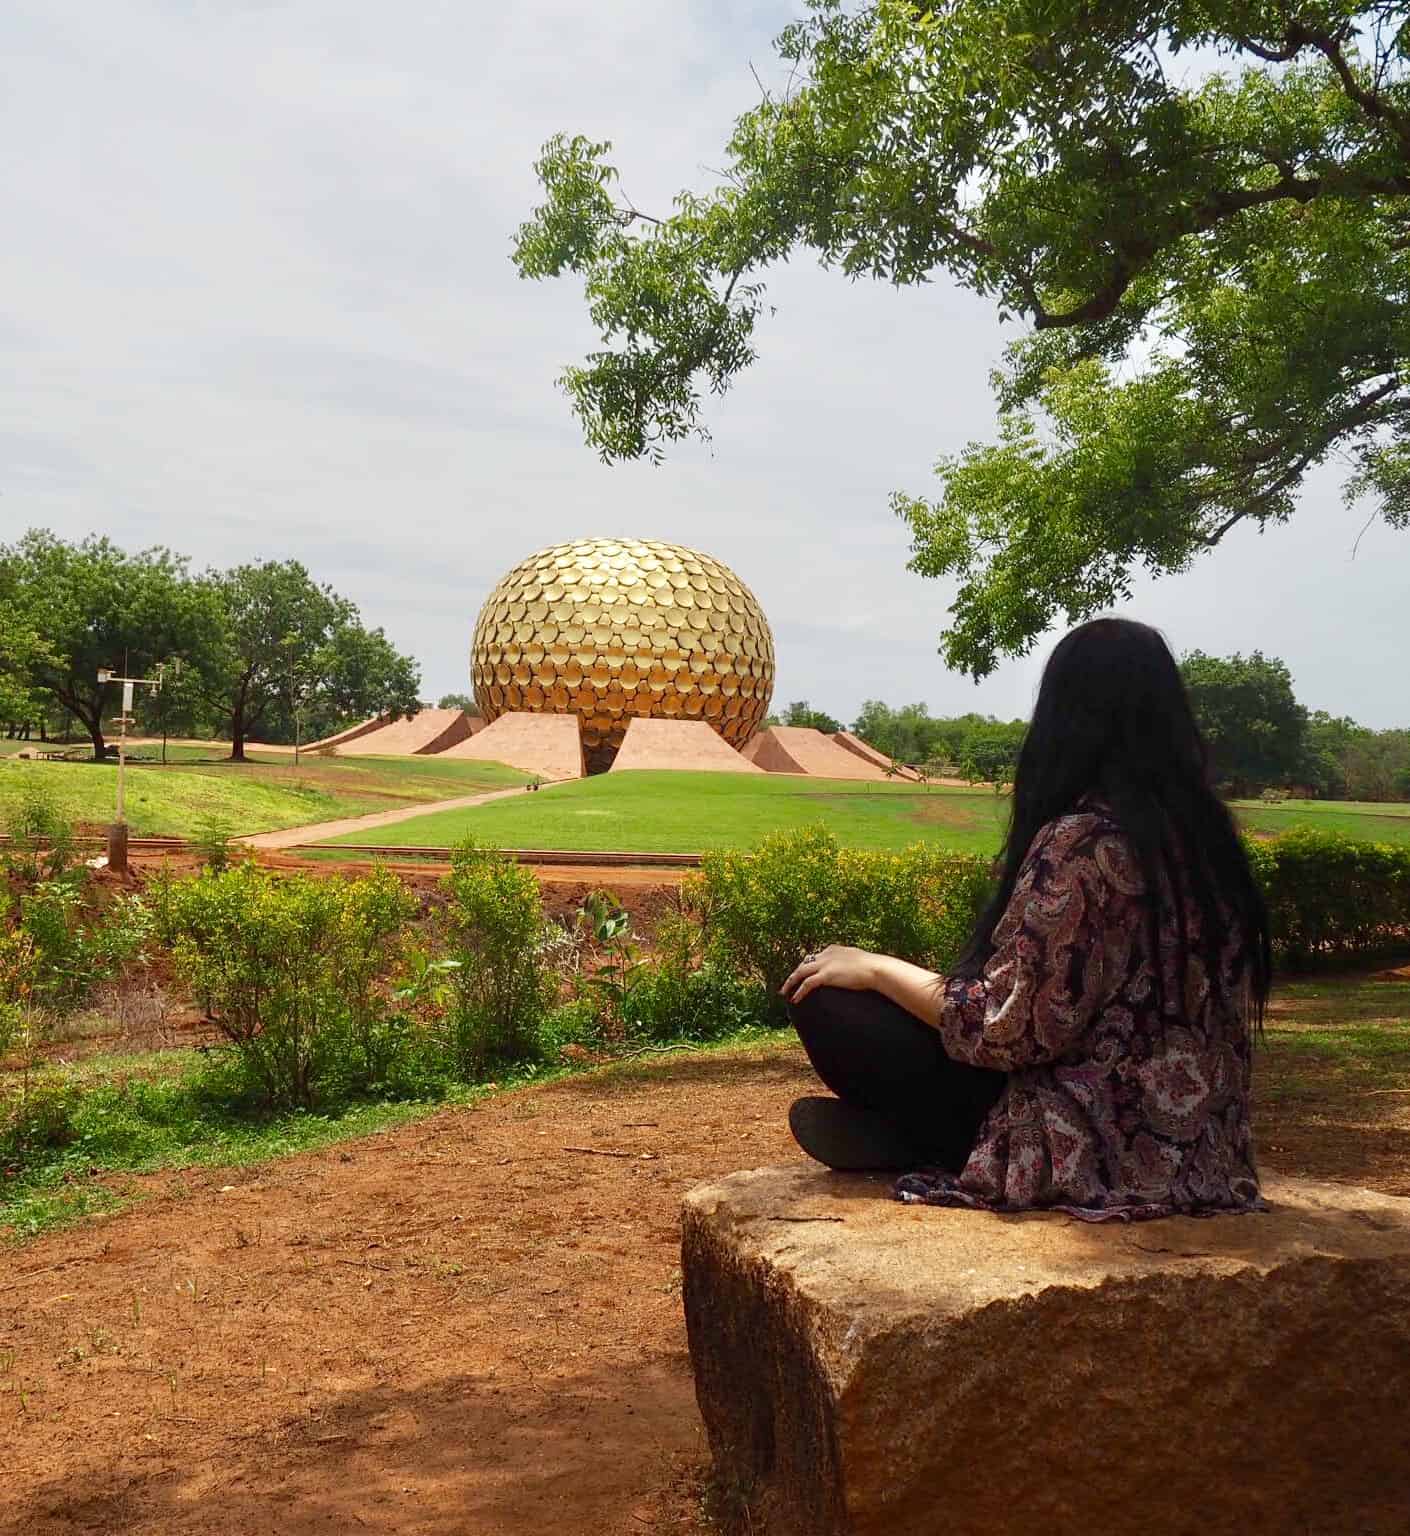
left=955, top=618, right=1271, bottom=1029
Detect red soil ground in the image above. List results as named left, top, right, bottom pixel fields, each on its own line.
left=4, top=1047, right=815, bottom=1536
left=6, top=1025, right=1409, bottom=1536
left=9, top=859, right=1408, bottom=1532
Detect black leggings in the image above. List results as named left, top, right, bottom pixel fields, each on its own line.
left=788, top=985, right=1005, bottom=1172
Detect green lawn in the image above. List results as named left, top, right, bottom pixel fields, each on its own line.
left=323, top=771, right=1012, bottom=853
left=0, top=751, right=527, bottom=838
left=1232, top=797, right=1410, bottom=846
left=316, top=773, right=1410, bottom=855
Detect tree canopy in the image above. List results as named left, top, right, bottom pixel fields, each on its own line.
left=1179, top=649, right=1309, bottom=791
left=515, top=1, right=1410, bottom=675
left=201, top=560, right=421, bottom=760
left=0, top=532, right=225, bottom=760
left=781, top=699, right=844, bottom=734
left=0, top=534, right=422, bottom=761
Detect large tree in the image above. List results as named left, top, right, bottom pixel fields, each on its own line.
left=515, top=1, right=1410, bottom=675
left=0, top=608, right=55, bottom=733
left=1180, top=649, right=1308, bottom=791
left=0, top=532, right=224, bottom=760
left=204, top=561, right=421, bottom=760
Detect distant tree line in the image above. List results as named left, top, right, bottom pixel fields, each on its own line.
left=803, top=654, right=1409, bottom=802
left=0, top=530, right=422, bottom=761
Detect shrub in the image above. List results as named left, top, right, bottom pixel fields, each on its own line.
left=1, top=778, right=77, bottom=887
left=18, top=880, right=152, bottom=1014
left=1245, top=830, right=1410, bottom=967
left=154, top=864, right=416, bottom=1108
left=438, top=842, right=557, bottom=1077
left=191, top=815, right=237, bottom=873
left=0, top=1069, right=83, bottom=1168
left=623, top=908, right=767, bottom=1043
left=574, top=890, right=649, bottom=1042
left=691, top=828, right=992, bottom=1019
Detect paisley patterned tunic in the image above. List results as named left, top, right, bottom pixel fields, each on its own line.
left=896, top=811, right=1264, bottom=1221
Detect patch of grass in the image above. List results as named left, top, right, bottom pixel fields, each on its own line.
left=1234, top=799, right=1410, bottom=846
left=1260, top=977, right=1410, bottom=1110
left=321, top=771, right=1013, bottom=853
left=317, top=771, right=1410, bottom=855
left=0, top=753, right=527, bottom=838
left=0, top=1026, right=785, bottom=1243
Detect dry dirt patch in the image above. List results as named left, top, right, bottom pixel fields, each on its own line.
left=6, top=989, right=1410, bottom=1534
left=4, top=1046, right=814, bottom=1536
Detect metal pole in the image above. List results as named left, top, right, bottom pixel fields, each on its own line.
left=110, top=696, right=129, bottom=873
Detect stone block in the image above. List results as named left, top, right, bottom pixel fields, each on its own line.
left=682, top=1164, right=1410, bottom=1536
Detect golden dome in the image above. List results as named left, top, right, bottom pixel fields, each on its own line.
left=471, top=537, right=775, bottom=769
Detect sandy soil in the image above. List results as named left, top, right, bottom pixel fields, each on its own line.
left=3, top=1047, right=815, bottom=1536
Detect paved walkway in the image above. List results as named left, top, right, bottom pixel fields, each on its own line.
left=240, top=784, right=537, bottom=850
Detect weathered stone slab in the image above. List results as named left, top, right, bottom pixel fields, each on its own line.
left=682, top=1165, right=1410, bottom=1536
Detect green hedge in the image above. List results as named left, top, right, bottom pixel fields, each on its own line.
left=689, top=827, right=1410, bottom=1001
left=1245, top=829, right=1410, bottom=968
left=688, top=828, right=993, bottom=1016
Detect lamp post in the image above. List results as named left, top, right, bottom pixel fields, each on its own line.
left=96, top=661, right=178, bottom=872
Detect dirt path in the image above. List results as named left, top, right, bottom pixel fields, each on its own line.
left=3, top=1045, right=816, bottom=1536
left=239, top=786, right=534, bottom=851
left=7, top=1028, right=1408, bottom=1536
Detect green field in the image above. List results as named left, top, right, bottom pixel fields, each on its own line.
left=1231, top=797, right=1410, bottom=845
left=0, top=750, right=527, bottom=838
left=323, top=771, right=1013, bottom=852
left=319, top=771, right=1410, bottom=854
left=5, top=741, right=1408, bottom=849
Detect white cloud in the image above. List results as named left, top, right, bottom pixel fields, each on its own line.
left=1, top=0, right=1404, bottom=728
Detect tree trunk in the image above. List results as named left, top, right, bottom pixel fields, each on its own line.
left=86, top=715, right=107, bottom=762
left=230, top=686, right=247, bottom=762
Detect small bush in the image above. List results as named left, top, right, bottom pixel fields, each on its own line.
left=623, top=909, right=767, bottom=1043
left=153, top=864, right=416, bottom=1109
left=1, top=862, right=152, bottom=1023
left=574, top=890, right=648, bottom=1042
left=1246, top=830, right=1410, bottom=967
left=691, top=828, right=992, bottom=1019
left=1, top=779, right=77, bottom=887
left=191, top=815, right=237, bottom=873
left=0, top=1070, right=83, bottom=1168
left=439, top=842, right=557, bottom=1077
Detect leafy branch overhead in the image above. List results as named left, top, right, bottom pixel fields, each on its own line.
left=514, top=1, right=1410, bottom=675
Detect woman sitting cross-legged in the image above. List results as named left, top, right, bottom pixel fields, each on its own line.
left=781, top=617, right=1271, bottom=1222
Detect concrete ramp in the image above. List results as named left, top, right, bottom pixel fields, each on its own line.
left=741, top=726, right=890, bottom=780
left=831, top=731, right=921, bottom=781
left=610, top=719, right=763, bottom=774
left=332, top=708, right=475, bottom=758
left=437, top=711, right=583, bottom=780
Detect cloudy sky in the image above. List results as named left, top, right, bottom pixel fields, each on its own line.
left=3, top=1, right=1404, bottom=727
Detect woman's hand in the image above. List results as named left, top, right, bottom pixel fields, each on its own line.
left=780, top=945, right=880, bottom=1005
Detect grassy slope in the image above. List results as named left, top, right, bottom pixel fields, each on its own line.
left=323, top=771, right=1012, bottom=853
left=0, top=752, right=527, bottom=838
left=322, top=770, right=1410, bottom=854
